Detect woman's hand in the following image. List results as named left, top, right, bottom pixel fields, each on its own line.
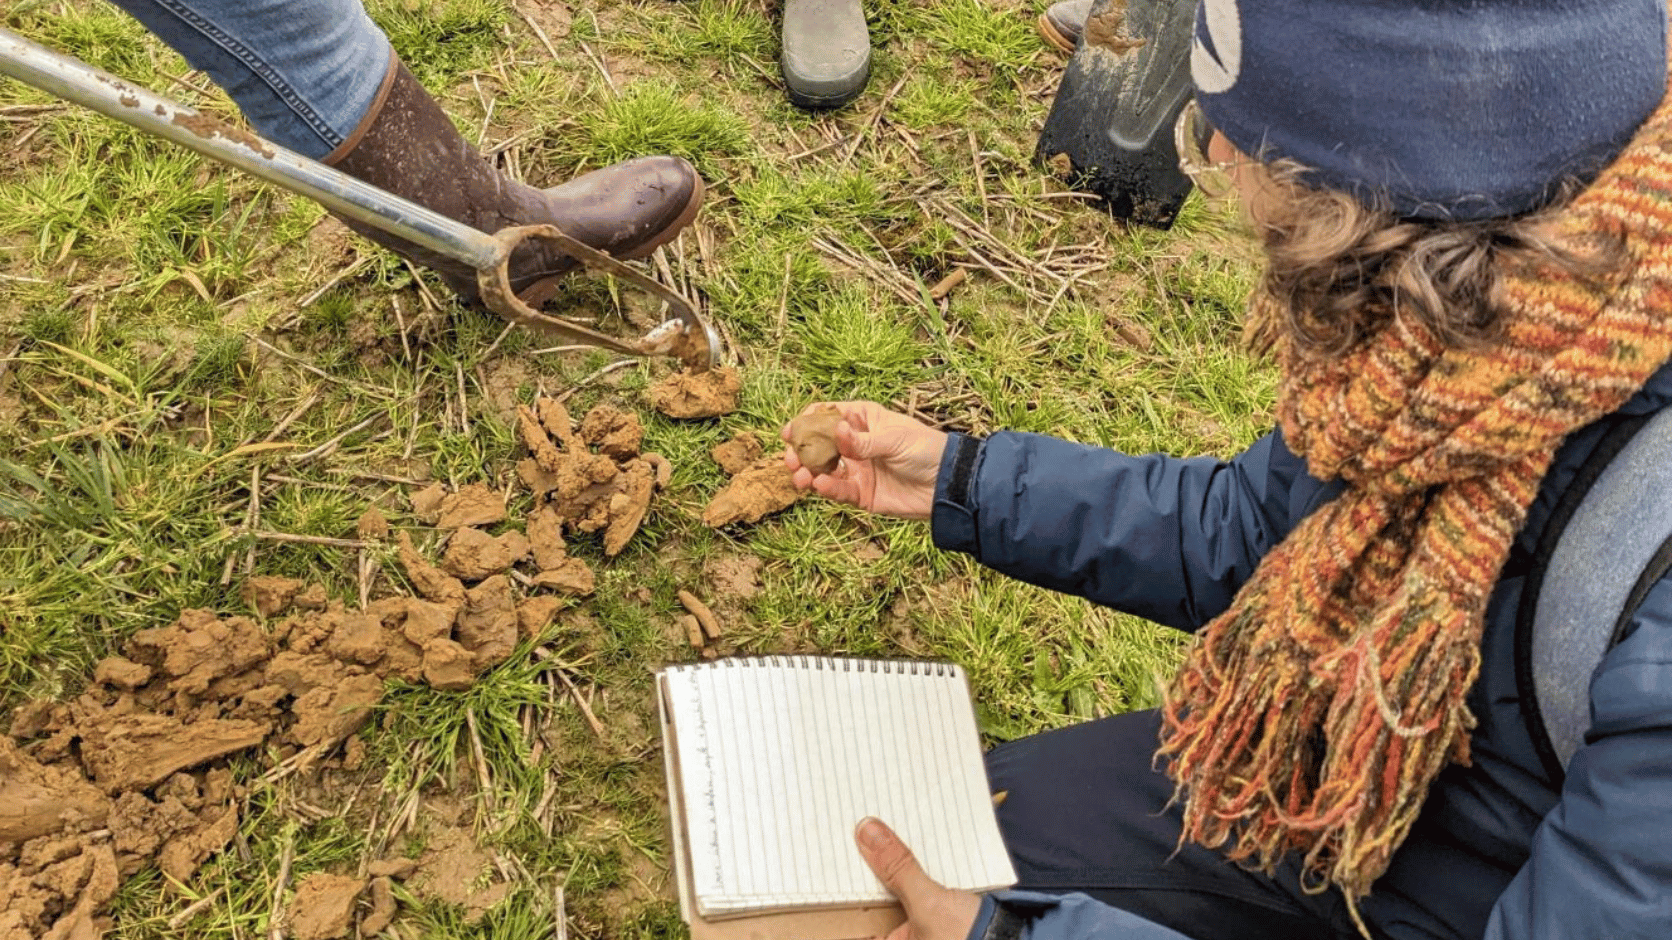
left=855, top=818, right=981, bottom=940
left=781, top=401, right=948, bottom=520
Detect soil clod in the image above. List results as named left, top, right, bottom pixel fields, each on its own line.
left=648, top=366, right=741, bottom=419
left=701, top=452, right=803, bottom=528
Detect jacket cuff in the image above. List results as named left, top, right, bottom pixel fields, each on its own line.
left=932, top=432, right=984, bottom=555
left=965, top=893, right=1027, bottom=940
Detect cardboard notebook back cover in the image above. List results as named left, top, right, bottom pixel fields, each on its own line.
left=657, top=657, right=1014, bottom=940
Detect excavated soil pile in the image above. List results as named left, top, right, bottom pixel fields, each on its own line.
left=0, top=393, right=716, bottom=938
left=701, top=431, right=804, bottom=527
left=1, top=477, right=619, bottom=939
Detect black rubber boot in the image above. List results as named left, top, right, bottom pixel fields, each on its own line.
left=324, top=57, right=704, bottom=305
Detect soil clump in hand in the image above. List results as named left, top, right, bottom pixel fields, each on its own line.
left=786, top=404, right=843, bottom=475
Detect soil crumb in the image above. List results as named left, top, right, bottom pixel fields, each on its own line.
left=362, top=876, right=397, bottom=935
left=437, top=483, right=507, bottom=529
left=710, top=432, right=763, bottom=475
left=1083, top=3, right=1147, bottom=56
left=244, top=576, right=304, bottom=618
left=410, top=482, right=446, bottom=523
left=288, top=873, right=363, bottom=940
left=442, top=527, right=530, bottom=580
left=648, top=366, right=741, bottom=419
left=356, top=507, right=390, bottom=540
left=702, top=456, right=803, bottom=528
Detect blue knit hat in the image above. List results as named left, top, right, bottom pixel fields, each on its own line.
left=1191, top=0, right=1668, bottom=220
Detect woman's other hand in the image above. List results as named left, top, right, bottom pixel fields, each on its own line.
left=782, top=401, right=948, bottom=520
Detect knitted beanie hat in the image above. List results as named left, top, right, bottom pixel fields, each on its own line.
left=1191, top=0, right=1668, bottom=220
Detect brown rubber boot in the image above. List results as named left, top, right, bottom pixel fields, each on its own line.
left=324, top=57, right=703, bottom=306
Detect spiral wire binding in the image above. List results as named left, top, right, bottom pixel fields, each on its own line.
left=670, top=655, right=955, bottom=676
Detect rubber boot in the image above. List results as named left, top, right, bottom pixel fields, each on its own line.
left=324, top=57, right=703, bottom=306
left=781, top=0, right=870, bottom=109
left=1038, top=0, right=1093, bottom=53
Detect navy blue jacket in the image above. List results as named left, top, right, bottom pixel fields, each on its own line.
left=932, top=361, right=1672, bottom=940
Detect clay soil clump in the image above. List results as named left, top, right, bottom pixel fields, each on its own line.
left=786, top=404, right=843, bottom=475
left=648, top=366, right=741, bottom=419
left=289, top=873, right=364, bottom=940
left=4, top=395, right=679, bottom=939
left=514, top=396, right=672, bottom=562
left=701, top=432, right=804, bottom=527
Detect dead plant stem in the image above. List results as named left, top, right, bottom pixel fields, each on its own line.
left=556, top=670, right=605, bottom=738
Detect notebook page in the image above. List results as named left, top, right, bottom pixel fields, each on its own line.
left=662, top=657, right=1016, bottom=919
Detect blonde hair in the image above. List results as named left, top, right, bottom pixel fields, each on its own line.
left=1244, top=161, right=1621, bottom=357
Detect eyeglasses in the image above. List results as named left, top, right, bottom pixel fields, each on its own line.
left=1174, top=99, right=1237, bottom=200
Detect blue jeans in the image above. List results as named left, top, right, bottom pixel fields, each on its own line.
left=105, top=0, right=391, bottom=159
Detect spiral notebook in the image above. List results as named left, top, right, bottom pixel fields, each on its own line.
left=657, top=656, right=1016, bottom=940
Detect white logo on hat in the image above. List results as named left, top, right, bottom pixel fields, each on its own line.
left=1192, top=0, right=1241, bottom=94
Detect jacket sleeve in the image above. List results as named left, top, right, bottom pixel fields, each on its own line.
left=966, top=891, right=1195, bottom=940
left=1483, top=573, right=1672, bottom=938
left=930, top=429, right=1334, bottom=632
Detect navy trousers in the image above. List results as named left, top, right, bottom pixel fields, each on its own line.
left=985, top=709, right=1366, bottom=940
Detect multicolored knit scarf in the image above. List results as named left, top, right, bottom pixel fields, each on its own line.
left=1156, top=79, right=1672, bottom=903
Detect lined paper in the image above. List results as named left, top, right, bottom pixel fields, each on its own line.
left=662, top=656, right=1016, bottom=919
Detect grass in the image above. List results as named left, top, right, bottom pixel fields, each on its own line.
left=0, top=0, right=1271, bottom=936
